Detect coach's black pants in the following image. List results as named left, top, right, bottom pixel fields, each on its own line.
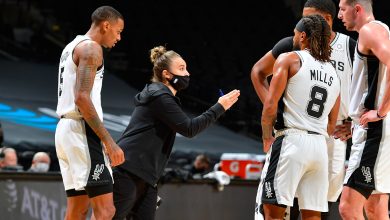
left=112, top=167, right=157, bottom=220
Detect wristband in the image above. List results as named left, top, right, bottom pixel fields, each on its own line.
left=377, top=110, right=387, bottom=119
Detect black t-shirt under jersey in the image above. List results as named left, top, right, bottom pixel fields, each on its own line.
left=271, top=36, right=294, bottom=59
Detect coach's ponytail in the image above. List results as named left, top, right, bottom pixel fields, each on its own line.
left=150, top=46, right=182, bottom=83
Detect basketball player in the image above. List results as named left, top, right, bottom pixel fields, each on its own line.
left=55, top=6, right=125, bottom=220
left=252, top=0, right=355, bottom=219
left=260, top=14, right=340, bottom=220
left=338, top=0, right=390, bottom=219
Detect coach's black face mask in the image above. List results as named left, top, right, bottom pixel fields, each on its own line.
left=168, top=72, right=190, bottom=91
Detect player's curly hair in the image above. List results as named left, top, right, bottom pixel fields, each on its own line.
left=150, top=46, right=182, bottom=83
left=301, top=14, right=332, bottom=62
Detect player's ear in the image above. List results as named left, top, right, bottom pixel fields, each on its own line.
left=355, top=4, right=362, bottom=14
left=102, top=21, right=110, bottom=31
left=300, top=32, right=306, bottom=41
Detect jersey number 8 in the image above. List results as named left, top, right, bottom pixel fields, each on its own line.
left=306, top=86, right=328, bottom=118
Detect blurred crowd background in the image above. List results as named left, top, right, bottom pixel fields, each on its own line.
left=0, top=0, right=389, bottom=171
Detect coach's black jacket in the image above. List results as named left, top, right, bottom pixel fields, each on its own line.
left=116, top=82, right=225, bottom=186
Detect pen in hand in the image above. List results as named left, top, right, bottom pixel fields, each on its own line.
left=218, top=89, right=224, bottom=97
left=217, top=89, right=240, bottom=111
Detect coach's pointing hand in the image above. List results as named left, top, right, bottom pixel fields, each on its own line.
left=218, top=89, right=240, bottom=110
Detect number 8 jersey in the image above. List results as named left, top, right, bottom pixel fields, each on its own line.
left=56, top=35, right=104, bottom=120
left=276, top=50, right=340, bottom=137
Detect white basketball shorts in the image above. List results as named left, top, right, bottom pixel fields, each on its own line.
left=260, top=131, right=329, bottom=212
left=55, top=118, right=113, bottom=197
left=345, top=121, right=390, bottom=198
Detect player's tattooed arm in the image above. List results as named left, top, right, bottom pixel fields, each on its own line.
left=261, top=120, right=275, bottom=138
left=74, top=41, right=114, bottom=145
left=261, top=94, right=277, bottom=154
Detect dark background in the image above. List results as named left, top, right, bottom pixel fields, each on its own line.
left=1, top=0, right=389, bottom=140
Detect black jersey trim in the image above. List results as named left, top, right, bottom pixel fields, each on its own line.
left=356, top=39, right=377, bottom=58
left=347, top=36, right=356, bottom=68
left=262, top=135, right=285, bottom=205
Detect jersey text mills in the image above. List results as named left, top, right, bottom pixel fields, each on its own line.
left=310, top=69, right=333, bottom=86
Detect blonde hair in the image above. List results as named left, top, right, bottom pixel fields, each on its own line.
left=149, top=46, right=181, bottom=83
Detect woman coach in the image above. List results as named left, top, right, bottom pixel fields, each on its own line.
left=112, top=45, right=240, bottom=219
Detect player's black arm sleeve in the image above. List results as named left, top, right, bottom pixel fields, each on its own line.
left=151, top=94, right=226, bottom=138
left=271, top=36, right=294, bottom=58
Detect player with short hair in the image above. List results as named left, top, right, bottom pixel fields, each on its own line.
left=55, top=5, right=125, bottom=220
left=338, top=0, right=390, bottom=219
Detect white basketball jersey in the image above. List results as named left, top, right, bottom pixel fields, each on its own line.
left=281, top=50, right=340, bottom=136
left=56, top=35, right=104, bottom=121
left=330, top=32, right=354, bottom=121
left=349, top=21, right=390, bottom=123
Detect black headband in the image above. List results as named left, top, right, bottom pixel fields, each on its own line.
left=295, top=18, right=311, bottom=37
